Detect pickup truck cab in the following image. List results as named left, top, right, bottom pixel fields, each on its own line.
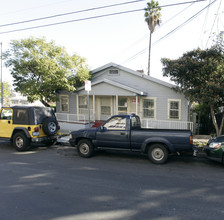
left=69, top=114, right=193, bottom=164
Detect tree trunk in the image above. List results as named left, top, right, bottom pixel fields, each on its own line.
left=210, top=105, right=223, bottom=136
left=41, top=99, right=50, bottom=107
left=148, top=31, right=152, bottom=76
left=219, top=112, right=224, bottom=135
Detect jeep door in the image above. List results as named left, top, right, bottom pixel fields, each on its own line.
left=95, top=116, right=130, bottom=149
left=0, top=108, right=13, bottom=137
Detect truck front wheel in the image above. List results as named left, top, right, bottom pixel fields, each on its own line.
left=77, top=139, right=94, bottom=158
left=148, top=144, right=168, bottom=164
left=13, top=132, right=30, bottom=152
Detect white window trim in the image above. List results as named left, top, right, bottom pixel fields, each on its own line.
left=142, top=97, right=156, bottom=119
left=60, top=95, right=69, bottom=112
left=168, top=99, right=181, bottom=120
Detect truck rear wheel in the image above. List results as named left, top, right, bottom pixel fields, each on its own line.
left=13, top=132, right=30, bottom=152
left=148, top=144, right=168, bottom=164
left=77, top=139, right=94, bottom=158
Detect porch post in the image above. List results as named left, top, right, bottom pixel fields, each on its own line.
left=76, top=95, right=79, bottom=120
left=116, top=95, right=118, bottom=115
left=136, top=95, right=138, bottom=115
left=93, top=95, right=95, bottom=122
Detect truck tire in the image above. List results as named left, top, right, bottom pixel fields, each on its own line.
left=77, top=139, right=94, bottom=158
left=42, top=117, right=59, bottom=136
left=13, top=132, right=30, bottom=152
left=148, top=144, right=168, bottom=164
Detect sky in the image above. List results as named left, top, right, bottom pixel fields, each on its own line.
left=0, top=0, right=223, bottom=85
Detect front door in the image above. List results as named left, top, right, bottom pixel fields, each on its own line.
left=99, top=96, right=112, bottom=121
left=95, top=116, right=130, bottom=149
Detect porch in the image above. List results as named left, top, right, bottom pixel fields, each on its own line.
left=56, top=112, right=193, bottom=133
left=76, top=95, right=145, bottom=122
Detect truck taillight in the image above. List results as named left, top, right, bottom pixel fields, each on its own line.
left=190, top=135, right=193, bottom=145
left=34, top=127, right=39, bottom=132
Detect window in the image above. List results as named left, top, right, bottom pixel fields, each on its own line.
left=60, top=95, right=69, bottom=112
left=118, top=97, right=127, bottom=114
left=104, top=116, right=127, bottom=130
left=100, top=97, right=111, bottom=115
left=0, top=109, right=12, bottom=120
left=168, top=99, right=181, bottom=120
left=131, top=116, right=141, bottom=129
left=143, top=98, right=155, bottom=118
left=14, top=109, right=29, bottom=124
left=79, top=96, right=88, bottom=115
left=109, top=69, right=119, bottom=75
left=78, top=96, right=93, bottom=115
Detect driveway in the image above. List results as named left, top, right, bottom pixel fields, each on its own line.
left=0, top=142, right=223, bottom=220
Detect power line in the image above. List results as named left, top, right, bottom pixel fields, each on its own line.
left=0, top=0, right=207, bottom=35
left=0, top=0, right=75, bottom=16
left=0, top=8, right=143, bottom=35
left=121, top=0, right=217, bottom=64
left=0, top=0, right=145, bottom=28
left=120, top=1, right=196, bottom=53
left=199, top=0, right=211, bottom=48
left=205, top=0, right=222, bottom=47
left=153, top=0, right=217, bottom=47
left=115, top=2, right=196, bottom=63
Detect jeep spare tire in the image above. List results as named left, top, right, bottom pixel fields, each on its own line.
left=42, top=117, right=59, bottom=135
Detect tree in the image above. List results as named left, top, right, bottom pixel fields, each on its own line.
left=0, top=81, right=12, bottom=107
left=161, top=33, right=224, bottom=136
left=144, top=0, right=161, bottom=75
left=4, top=37, right=90, bottom=107
left=192, top=102, right=214, bottom=135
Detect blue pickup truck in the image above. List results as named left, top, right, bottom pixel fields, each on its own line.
left=69, top=114, right=193, bottom=164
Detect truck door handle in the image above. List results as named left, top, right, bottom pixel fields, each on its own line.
left=120, top=132, right=126, bottom=135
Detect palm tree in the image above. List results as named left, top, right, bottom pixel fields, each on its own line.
left=144, top=1, right=161, bottom=75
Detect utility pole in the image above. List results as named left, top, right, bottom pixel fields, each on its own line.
left=0, top=42, right=3, bottom=107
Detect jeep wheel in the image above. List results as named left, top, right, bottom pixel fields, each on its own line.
left=77, top=139, right=94, bottom=158
left=42, top=117, right=59, bottom=136
left=148, top=144, right=168, bottom=164
left=13, top=132, right=30, bottom=152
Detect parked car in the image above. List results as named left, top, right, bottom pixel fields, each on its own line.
left=0, top=106, right=60, bottom=151
left=205, top=136, right=224, bottom=164
left=69, top=114, right=193, bottom=164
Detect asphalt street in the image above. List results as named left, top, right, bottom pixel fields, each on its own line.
left=0, top=141, right=223, bottom=220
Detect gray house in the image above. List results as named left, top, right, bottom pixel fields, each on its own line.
left=56, top=63, right=192, bottom=131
